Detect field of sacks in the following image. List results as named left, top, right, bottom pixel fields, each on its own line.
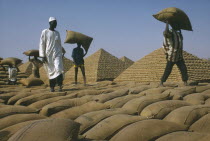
left=1, top=81, right=210, bottom=141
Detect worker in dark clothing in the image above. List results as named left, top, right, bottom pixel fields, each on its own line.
left=160, top=21, right=188, bottom=86
left=72, top=43, right=87, bottom=85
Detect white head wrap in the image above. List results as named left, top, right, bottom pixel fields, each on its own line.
left=49, top=17, right=56, bottom=22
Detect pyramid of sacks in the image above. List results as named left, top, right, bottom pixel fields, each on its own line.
left=63, top=48, right=126, bottom=84
left=120, top=56, right=134, bottom=69
left=115, top=48, right=210, bottom=82
left=39, top=57, right=74, bottom=84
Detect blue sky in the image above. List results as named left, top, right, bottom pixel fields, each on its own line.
left=0, top=0, right=210, bottom=62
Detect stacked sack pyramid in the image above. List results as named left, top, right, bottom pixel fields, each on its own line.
left=115, top=48, right=210, bottom=82
left=64, top=49, right=126, bottom=84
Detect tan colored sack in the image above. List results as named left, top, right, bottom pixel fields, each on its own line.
left=75, top=108, right=131, bottom=134
left=189, top=113, right=210, bottom=133
left=8, top=118, right=80, bottom=141
left=183, top=93, right=210, bottom=105
left=0, top=106, right=37, bottom=118
left=23, top=50, right=39, bottom=57
left=140, top=100, right=191, bottom=119
left=0, top=57, right=22, bottom=66
left=93, top=88, right=129, bottom=103
left=28, top=96, right=66, bottom=110
left=201, top=89, right=210, bottom=94
left=122, top=93, right=169, bottom=114
left=104, top=95, right=140, bottom=108
left=156, top=131, right=210, bottom=141
left=40, top=95, right=93, bottom=116
left=76, top=89, right=114, bottom=97
left=0, top=92, right=17, bottom=101
left=0, top=120, right=37, bottom=141
left=0, top=114, right=46, bottom=130
left=139, top=87, right=171, bottom=96
left=64, top=30, right=93, bottom=52
left=196, top=85, right=210, bottom=93
left=162, top=86, right=196, bottom=100
left=15, top=92, right=66, bottom=106
left=83, top=114, right=146, bottom=140
left=19, top=77, right=44, bottom=87
left=7, top=92, right=35, bottom=105
left=110, top=119, right=187, bottom=141
left=164, top=105, right=210, bottom=127
left=129, top=85, right=152, bottom=94
left=51, top=101, right=109, bottom=120
left=153, top=7, right=193, bottom=31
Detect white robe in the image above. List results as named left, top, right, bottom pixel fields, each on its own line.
left=39, top=29, right=64, bottom=79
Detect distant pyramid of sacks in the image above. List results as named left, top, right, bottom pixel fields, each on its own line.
left=120, top=56, right=134, bottom=69
left=39, top=57, right=74, bottom=84
left=115, top=48, right=210, bottom=82
left=64, top=49, right=128, bottom=84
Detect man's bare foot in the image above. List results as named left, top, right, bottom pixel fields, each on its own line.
left=159, top=82, right=164, bottom=87
left=184, top=81, right=188, bottom=86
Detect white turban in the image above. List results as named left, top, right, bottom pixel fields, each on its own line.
left=49, top=17, right=56, bottom=22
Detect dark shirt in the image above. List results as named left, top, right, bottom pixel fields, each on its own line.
left=72, top=47, right=85, bottom=65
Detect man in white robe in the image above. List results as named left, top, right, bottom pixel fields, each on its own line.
left=39, top=17, right=64, bottom=92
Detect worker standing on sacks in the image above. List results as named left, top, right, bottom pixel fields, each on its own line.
left=160, top=21, right=188, bottom=86
left=39, top=17, right=64, bottom=92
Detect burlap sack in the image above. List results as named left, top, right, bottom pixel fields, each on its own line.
left=153, top=7, right=193, bottom=31
left=51, top=101, right=109, bottom=120
left=0, top=57, right=22, bottom=66
left=140, top=100, right=191, bottom=119
left=28, top=96, right=67, bottom=110
left=156, top=131, right=210, bottom=141
left=201, top=89, right=210, bottom=94
left=15, top=92, right=66, bottom=106
left=93, top=88, right=129, bottom=103
left=0, top=106, right=37, bottom=118
left=7, top=92, right=35, bottom=105
left=0, top=120, right=36, bottom=141
left=23, top=50, right=39, bottom=57
left=0, top=92, right=17, bottom=101
left=104, top=95, right=140, bottom=108
left=164, top=105, right=210, bottom=127
left=139, top=87, right=171, bottom=96
left=205, top=98, right=210, bottom=105
left=0, top=114, right=46, bottom=130
left=64, top=30, right=93, bottom=52
left=183, top=93, right=210, bottom=105
left=162, top=86, right=196, bottom=100
left=83, top=114, right=146, bottom=140
left=8, top=118, right=80, bottom=141
left=129, top=85, right=153, bottom=94
left=189, top=113, right=210, bottom=133
left=76, top=89, right=114, bottom=97
left=196, top=85, right=210, bottom=93
left=122, top=93, right=169, bottom=114
left=110, top=119, right=187, bottom=141
left=0, top=99, right=5, bottom=103
left=19, top=77, right=44, bottom=87
left=75, top=108, right=131, bottom=134
left=40, top=95, right=93, bottom=116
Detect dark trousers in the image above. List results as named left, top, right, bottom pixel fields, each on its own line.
left=161, top=60, right=188, bottom=82
left=49, top=74, right=63, bottom=88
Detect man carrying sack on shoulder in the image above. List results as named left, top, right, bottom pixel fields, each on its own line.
left=39, top=17, right=64, bottom=92
left=160, top=21, right=188, bottom=86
